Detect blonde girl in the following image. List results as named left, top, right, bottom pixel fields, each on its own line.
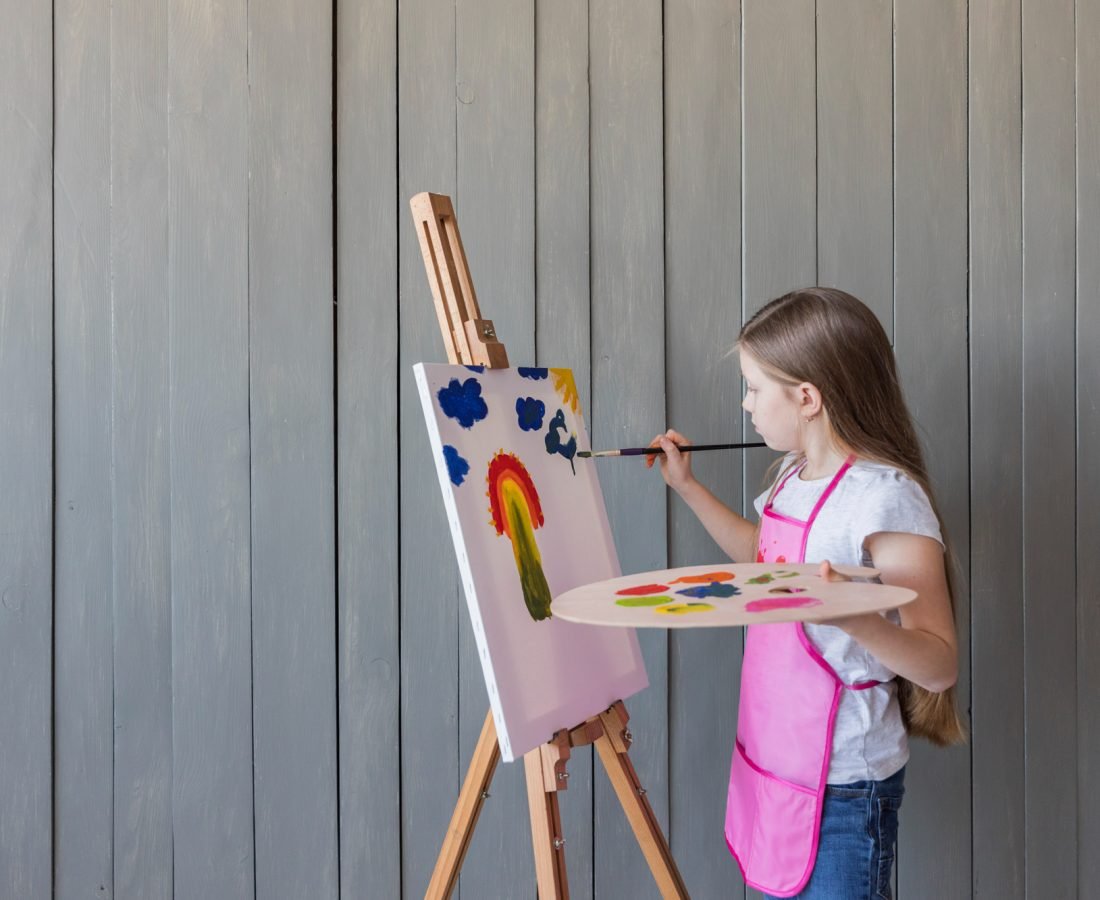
left=649, top=287, right=963, bottom=899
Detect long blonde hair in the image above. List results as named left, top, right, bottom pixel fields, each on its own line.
left=739, top=287, right=966, bottom=747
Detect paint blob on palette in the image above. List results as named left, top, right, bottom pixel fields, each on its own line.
left=553, top=562, right=916, bottom=629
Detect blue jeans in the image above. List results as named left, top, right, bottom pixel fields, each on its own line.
left=765, top=766, right=906, bottom=900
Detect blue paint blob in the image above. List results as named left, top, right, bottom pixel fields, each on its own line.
left=518, top=367, right=549, bottom=380
left=437, top=377, right=489, bottom=428
left=464, top=365, right=486, bottom=373
left=516, top=396, right=546, bottom=431
left=676, top=582, right=740, bottom=599
left=442, top=445, right=470, bottom=486
left=545, top=409, right=578, bottom=474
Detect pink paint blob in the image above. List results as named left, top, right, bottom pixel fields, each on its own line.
left=745, top=596, right=824, bottom=613
left=616, top=583, right=669, bottom=596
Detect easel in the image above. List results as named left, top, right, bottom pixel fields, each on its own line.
left=410, top=192, right=689, bottom=899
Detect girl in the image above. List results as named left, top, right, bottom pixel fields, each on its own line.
left=648, top=288, right=964, bottom=899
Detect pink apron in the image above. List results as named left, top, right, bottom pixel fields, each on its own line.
left=725, top=455, right=878, bottom=897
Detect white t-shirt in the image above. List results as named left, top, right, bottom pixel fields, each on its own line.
left=752, top=457, right=944, bottom=784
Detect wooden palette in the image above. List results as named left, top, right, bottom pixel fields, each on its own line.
left=551, top=563, right=916, bottom=629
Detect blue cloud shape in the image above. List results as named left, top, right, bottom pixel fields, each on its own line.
left=516, top=396, right=546, bottom=431
left=442, top=445, right=470, bottom=486
left=518, top=367, right=548, bottom=380
left=437, top=377, right=489, bottom=428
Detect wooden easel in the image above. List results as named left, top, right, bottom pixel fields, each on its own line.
left=411, top=192, right=689, bottom=899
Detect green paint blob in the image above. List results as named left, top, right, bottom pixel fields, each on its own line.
left=615, top=595, right=674, bottom=608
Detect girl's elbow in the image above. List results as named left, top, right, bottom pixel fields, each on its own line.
left=923, top=664, right=958, bottom=694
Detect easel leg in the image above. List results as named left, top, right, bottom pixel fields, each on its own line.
left=594, top=703, right=690, bottom=899
left=425, top=710, right=501, bottom=899
left=524, top=742, right=570, bottom=899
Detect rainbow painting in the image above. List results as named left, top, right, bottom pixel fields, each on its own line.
left=487, top=452, right=552, bottom=621
left=414, top=362, right=647, bottom=762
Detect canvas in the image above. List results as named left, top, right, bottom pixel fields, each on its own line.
left=414, top=363, right=648, bottom=761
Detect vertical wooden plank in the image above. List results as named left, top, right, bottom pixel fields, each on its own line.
left=664, top=1, right=743, bottom=897
left=455, top=1, right=536, bottom=896
left=741, top=0, right=816, bottom=508
left=168, top=0, right=254, bottom=896
left=1078, top=1, right=1100, bottom=895
left=336, top=0, right=400, bottom=897
left=816, top=0, right=893, bottom=336
left=1021, top=0, right=1078, bottom=895
left=0, top=0, right=52, bottom=896
left=398, top=1, right=459, bottom=895
left=741, top=8, right=816, bottom=896
left=968, top=1, right=1024, bottom=895
left=893, top=3, right=972, bottom=898
left=590, top=2, right=667, bottom=897
left=536, top=1, right=596, bottom=893
left=249, top=0, right=338, bottom=895
left=110, top=0, right=174, bottom=894
left=53, top=0, right=114, bottom=894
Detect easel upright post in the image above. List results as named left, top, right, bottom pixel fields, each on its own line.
left=410, top=192, right=688, bottom=899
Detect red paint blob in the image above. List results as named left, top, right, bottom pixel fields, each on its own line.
left=745, top=596, right=823, bottom=613
left=616, top=583, right=670, bottom=596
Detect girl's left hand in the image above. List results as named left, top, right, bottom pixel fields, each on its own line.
left=816, top=560, right=884, bottom=635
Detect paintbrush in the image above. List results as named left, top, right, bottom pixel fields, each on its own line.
left=577, top=441, right=766, bottom=459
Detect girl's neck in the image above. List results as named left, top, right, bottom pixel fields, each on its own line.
left=798, top=432, right=853, bottom=481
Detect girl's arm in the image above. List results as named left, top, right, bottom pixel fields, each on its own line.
left=820, top=532, right=959, bottom=693
left=647, top=431, right=758, bottom=563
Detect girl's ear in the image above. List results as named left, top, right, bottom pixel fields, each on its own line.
left=798, top=382, right=824, bottom=418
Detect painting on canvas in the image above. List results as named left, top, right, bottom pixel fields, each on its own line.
left=414, top=363, right=648, bottom=761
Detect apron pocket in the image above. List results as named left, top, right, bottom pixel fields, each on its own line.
left=726, top=741, right=821, bottom=897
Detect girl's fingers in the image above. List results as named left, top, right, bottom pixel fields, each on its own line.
left=818, top=560, right=851, bottom=583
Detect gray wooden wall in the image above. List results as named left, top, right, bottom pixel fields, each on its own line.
left=1, top=0, right=1095, bottom=897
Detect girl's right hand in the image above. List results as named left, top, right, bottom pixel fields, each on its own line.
left=646, top=429, right=695, bottom=493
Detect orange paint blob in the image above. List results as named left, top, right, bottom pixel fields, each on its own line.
left=669, top=570, right=735, bottom=584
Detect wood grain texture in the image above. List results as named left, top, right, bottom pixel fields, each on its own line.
left=1022, top=0, right=1078, bottom=895
left=52, top=0, right=114, bottom=894
left=397, top=0, right=461, bottom=895
left=740, top=0, right=817, bottom=523
left=109, top=0, right=174, bottom=894
left=590, top=1, right=668, bottom=897
left=536, top=0, right=596, bottom=892
left=1077, top=2, right=1100, bottom=896
left=664, top=1, right=744, bottom=895
left=168, top=0, right=254, bottom=896
left=968, top=0, right=1025, bottom=895
left=0, top=0, right=53, bottom=896
left=248, top=0, right=339, bottom=895
left=336, top=0, right=401, bottom=896
left=894, top=2, right=973, bottom=897
left=454, top=1, right=537, bottom=895
left=816, top=0, right=893, bottom=337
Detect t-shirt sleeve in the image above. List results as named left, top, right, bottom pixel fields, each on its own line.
left=857, top=469, right=944, bottom=550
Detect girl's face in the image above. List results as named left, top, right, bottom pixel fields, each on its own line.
left=739, top=350, right=805, bottom=451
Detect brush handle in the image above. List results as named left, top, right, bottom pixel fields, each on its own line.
left=628, top=442, right=765, bottom=455
left=582, top=441, right=766, bottom=458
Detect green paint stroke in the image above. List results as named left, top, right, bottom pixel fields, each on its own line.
left=504, top=490, right=553, bottom=621
left=615, top=595, right=674, bottom=608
